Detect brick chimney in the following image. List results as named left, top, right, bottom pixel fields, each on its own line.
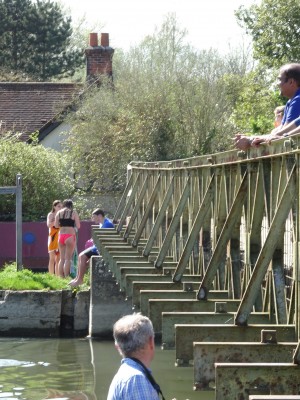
left=85, top=33, right=114, bottom=82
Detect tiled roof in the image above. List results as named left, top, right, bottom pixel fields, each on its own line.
left=0, top=82, right=83, bottom=141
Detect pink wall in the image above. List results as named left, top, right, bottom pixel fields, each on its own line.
left=0, top=220, right=93, bottom=270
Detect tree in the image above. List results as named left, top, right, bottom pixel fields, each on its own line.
left=0, top=0, right=83, bottom=80
left=64, top=15, right=253, bottom=192
left=0, top=136, right=75, bottom=220
left=0, top=0, right=32, bottom=75
left=229, top=67, right=283, bottom=134
left=236, top=0, right=300, bottom=68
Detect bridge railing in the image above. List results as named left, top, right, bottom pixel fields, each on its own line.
left=113, top=134, right=300, bottom=338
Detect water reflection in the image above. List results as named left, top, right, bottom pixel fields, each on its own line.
left=0, top=338, right=213, bottom=400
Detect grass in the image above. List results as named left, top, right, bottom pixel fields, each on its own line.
left=0, top=263, right=90, bottom=291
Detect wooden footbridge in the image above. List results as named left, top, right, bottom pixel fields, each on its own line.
left=92, top=136, right=300, bottom=399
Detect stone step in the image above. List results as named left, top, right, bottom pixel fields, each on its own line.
left=127, top=238, right=148, bottom=245
left=103, top=247, right=163, bottom=276
left=139, top=289, right=228, bottom=316
left=148, top=298, right=240, bottom=333
left=131, top=281, right=202, bottom=308
left=110, top=251, right=144, bottom=256
left=118, top=267, right=160, bottom=286
left=193, top=341, right=297, bottom=390
left=117, top=261, right=155, bottom=268
left=215, top=363, right=299, bottom=400
left=99, top=237, right=127, bottom=242
left=161, top=311, right=273, bottom=349
left=175, top=324, right=296, bottom=365
left=112, top=255, right=150, bottom=262
left=139, top=290, right=198, bottom=314
left=93, top=228, right=117, bottom=235
left=124, top=274, right=201, bottom=297
left=103, top=245, right=138, bottom=251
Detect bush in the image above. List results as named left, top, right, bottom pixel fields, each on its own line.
left=0, top=137, right=75, bottom=221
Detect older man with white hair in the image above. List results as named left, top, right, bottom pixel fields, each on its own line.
left=107, top=313, right=165, bottom=400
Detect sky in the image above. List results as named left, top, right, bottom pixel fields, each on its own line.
left=61, top=0, right=258, bottom=52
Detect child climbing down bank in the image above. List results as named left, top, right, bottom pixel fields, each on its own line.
left=69, top=208, right=114, bottom=287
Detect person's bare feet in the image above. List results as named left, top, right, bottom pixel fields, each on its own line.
left=69, top=279, right=83, bottom=287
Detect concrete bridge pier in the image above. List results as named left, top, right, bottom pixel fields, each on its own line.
left=89, top=256, right=131, bottom=338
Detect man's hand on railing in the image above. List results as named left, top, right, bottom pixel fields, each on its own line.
left=233, top=134, right=253, bottom=151
left=234, top=133, right=279, bottom=150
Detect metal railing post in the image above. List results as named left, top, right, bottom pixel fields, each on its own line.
left=16, top=173, right=22, bottom=270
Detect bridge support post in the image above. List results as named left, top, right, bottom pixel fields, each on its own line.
left=89, top=256, right=131, bottom=337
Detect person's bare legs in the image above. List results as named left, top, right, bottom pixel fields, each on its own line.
left=48, top=251, right=56, bottom=274
left=69, top=252, right=89, bottom=286
left=58, top=243, right=66, bottom=278
left=63, top=236, right=76, bottom=277
left=54, top=251, right=60, bottom=276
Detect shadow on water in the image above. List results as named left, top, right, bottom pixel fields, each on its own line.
left=0, top=337, right=214, bottom=400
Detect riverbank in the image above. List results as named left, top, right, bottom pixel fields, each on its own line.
left=0, top=289, right=90, bottom=337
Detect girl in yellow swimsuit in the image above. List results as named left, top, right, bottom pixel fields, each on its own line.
left=47, top=200, right=62, bottom=275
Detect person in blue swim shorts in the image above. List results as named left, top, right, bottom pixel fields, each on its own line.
left=69, top=208, right=114, bottom=286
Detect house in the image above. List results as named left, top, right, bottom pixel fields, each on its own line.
left=0, top=33, right=115, bottom=269
left=0, top=32, right=114, bottom=151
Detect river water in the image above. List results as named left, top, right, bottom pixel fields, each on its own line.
left=0, top=337, right=214, bottom=400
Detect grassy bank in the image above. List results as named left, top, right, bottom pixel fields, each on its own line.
left=0, top=263, right=89, bottom=290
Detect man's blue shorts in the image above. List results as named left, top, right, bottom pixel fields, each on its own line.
left=82, top=245, right=99, bottom=259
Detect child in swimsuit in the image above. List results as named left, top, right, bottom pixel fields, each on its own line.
left=47, top=200, right=62, bottom=275
left=55, top=199, right=80, bottom=278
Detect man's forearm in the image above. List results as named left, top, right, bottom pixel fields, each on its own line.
left=273, top=119, right=299, bottom=137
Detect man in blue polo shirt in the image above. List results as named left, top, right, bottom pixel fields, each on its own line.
left=107, top=313, right=164, bottom=400
left=234, top=63, right=300, bottom=150
left=69, top=208, right=114, bottom=287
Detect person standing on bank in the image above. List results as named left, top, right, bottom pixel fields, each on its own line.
left=69, top=208, right=114, bottom=287
left=55, top=199, right=80, bottom=278
left=47, top=200, right=62, bottom=275
left=107, top=313, right=165, bottom=400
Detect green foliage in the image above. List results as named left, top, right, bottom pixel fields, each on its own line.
left=236, top=0, right=300, bottom=68
left=0, top=263, right=69, bottom=289
left=0, top=65, right=26, bottom=81
left=230, top=68, right=284, bottom=134
left=0, top=136, right=74, bottom=220
left=0, top=0, right=83, bottom=80
left=65, top=15, right=252, bottom=190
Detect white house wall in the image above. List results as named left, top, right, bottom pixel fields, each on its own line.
left=40, top=122, right=71, bottom=152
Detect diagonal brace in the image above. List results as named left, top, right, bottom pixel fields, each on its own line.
left=131, top=175, right=161, bottom=247
left=197, top=171, right=248, bottom=299
left=143, top=176, right=175, bottom=257
left=172, top=175, right=215, bottom=282
left=235, top=166, right=296, bottom=326
left=155, top=177, right=191, bottom=268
